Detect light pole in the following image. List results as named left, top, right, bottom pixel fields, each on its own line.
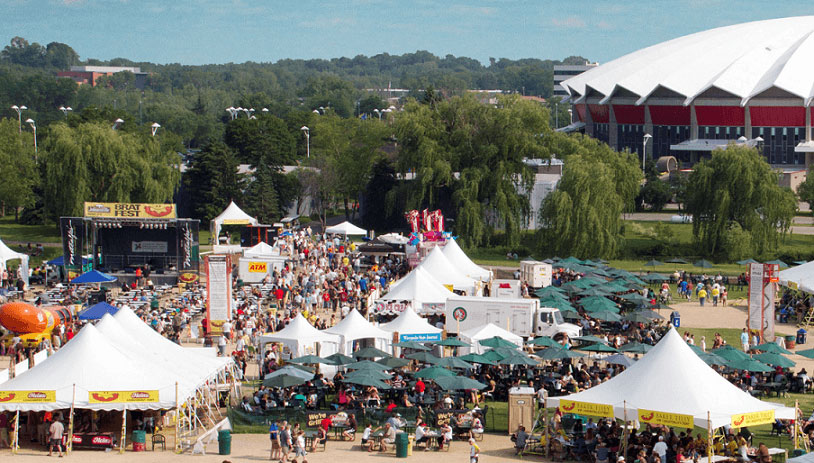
left=226, top=107, right=239, bottom=120
left=301, top=126, right=310, bottom=158
left=151, top=122, right=161, bottom=136
left=11, top=105, right=27, bottom=133
left=373, top=109, right=382, bottom=120
left=112, top=118, right=124, bottom=130
left=642, top=133, right=652, bottom=173
left=59, top=106, right=72, bottom=117
left=243, top=108, right=255, bottom=118
left=25, top=118, right=37, bottom=161
left=555, top=101, right=559, bottom=128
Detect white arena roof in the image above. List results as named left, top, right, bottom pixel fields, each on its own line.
left=563, top=16, right=814, bottom=106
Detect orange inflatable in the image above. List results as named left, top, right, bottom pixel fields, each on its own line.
left=0, top=302, right=73, bottom=347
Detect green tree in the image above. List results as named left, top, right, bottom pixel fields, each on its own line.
left=183, top=141, right=244, bottom=222
left=0, top=118, right=38, bottom=218
left=224, top=115, right=295, bottom=166
left=685, top=145, right=797, bottom=259
left=636, top=179, right=672, bottom=211
left=798, top=166, right=814, bottom=211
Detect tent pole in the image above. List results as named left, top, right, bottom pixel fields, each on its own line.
left=707, top=411, right=712, bottom=462
left=119, top=409, right=126, bottom=454
left=67, top=383, right=76, bottom=454
left=12, top=410, right=19, bottom=454
left=795, top=400, right=800, bottom=450
left=622, top=401, right=628, bottom=460
left=175, top=382, right=181, bottom=453
left=544, top=399, right=549, bottom=458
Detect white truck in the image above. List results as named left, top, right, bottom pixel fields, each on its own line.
left=520, top=260, right=553, bottom=288
left=445, top=296, right=582, bottom=339
left=491, top=279, right=521, bottom=298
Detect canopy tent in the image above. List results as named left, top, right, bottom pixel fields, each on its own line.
left=325, top=221, right=367, bottom=236
left=378, top=267, right=454, bottom=314
left=70, top=269, right=116, bottom=284
left=259, top=314, right=340, bottom=359
left=778, top=260, right=814, bottom=294
left=210, top=201, right=258, bottom=242
left=416, top=246, right=477, bottom=293
left=460, top=323, right=523, bottom=355
left=377, top=233, right=410, bottom=245
left=380, top=306, right=443, bottom=343
left=47, top=255, right=91, bottom=266
left=0, top=238, right=28, bottom=287
left=441, top=238, right=492, bottom=281
left=324, top=309, right=392, bottom=355
left=78, top=301, right=119, bottom=320
left=547, top=328, right=794, bottom=428
left=243, top=241, right=278, bottom=258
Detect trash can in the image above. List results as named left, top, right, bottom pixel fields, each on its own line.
left=798, top=329, right=807, bottom=345
left=218, top=429, right=232, bottom=455
left=395, top=432, right=409, bottom=458
left=786, top=335, right=796, bottom=350
left=131, top=430, right=146, bottom=452
left=670, top=311, right=680, bottom=328
left=407, top=435, right=414, bottom=456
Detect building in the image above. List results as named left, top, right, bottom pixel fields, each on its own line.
left=553, top=62, right=598, bottom=98
left=522, top=158, right=563, bottom=230
left=57, top=65, right=149, bottom=89
left=560, top=16, right=814, bottom=168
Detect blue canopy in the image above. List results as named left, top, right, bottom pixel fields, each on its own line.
left=78, top=302, right=119, bottom=320
left=47, top=255, right=91, bottom=266
left=70, top=269, right=117, bottom=284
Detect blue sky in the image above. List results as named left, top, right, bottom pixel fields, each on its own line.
left=3, top=0, right=814, bottom=65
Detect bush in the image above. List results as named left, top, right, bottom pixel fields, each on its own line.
left=719, top=223, right=753, bottom=262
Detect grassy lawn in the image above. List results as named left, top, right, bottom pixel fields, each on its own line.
left=0, top=216, right=61, bottom=243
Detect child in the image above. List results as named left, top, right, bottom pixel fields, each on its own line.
left=469, top=437, right=480, bottom=463
left=295, top=430, right=307, bottom=461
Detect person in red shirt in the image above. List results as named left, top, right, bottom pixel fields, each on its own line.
left=415, top=379, right=426, bottom=402
left=320, top=416, right=333, bottom=432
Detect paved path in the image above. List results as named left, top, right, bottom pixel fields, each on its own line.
left=624, top=213, right=814, bottom=235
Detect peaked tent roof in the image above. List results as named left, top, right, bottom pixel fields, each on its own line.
left=0, top=237, right=29, bottom=286
left=547, top=328, right=793, bottom=428
left=441, top=238, right=491, bottom=281
left=324, top=309, right=391, bottom=343
left=78, top=301, right=119, bottom=320
left=380, top=306, right=443, bottom=335
left=379, top=267, right=454, bottom=307
left=416, top=246, right=476, bottom=292
left=70, top=269, right=117, bottom=284
left=778, top=260, right=814, bottom=294
left=460, top=323, right=523, bottom=354
left=243, top=241, right=277, bottom=258
left=210, top=201, right=258, bottom=240
left=259, top=314, right=340, bottom=357
left=325, top=221, right=367, bottom=236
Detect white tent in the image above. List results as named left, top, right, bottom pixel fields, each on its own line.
left=259, top=314, right=340, bottom=358
left=378, top=233, right=409, bottom=245
left=243, top=241, right=279, bottom=258
left=547, top=328, right=794, bottom=428
left=0, top=325, right=179, bottom=411
left=417, top=246, right=476, bottom=293
left=0, top=238, right=28, bottom=287
left=210, top=201, right=258, bottom=242
left=325, top=221, right=367, bottom=236
left=378, top=267, right=454, bottom=314
left=779, top=260, right=814, bottom=294
left=441, top=238, right=492, bottom=281
left=381, top=306, right=443, bottom=343
left=460, top=323, right=523, bottom=354
left=324, top=309, right=392, bottom=355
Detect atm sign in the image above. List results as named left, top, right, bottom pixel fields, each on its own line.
left=248, top=262, right=268, bottom=273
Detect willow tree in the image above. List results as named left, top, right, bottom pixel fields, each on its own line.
left=685, top=145, right=796, bottom=259
left=0, top=118, right=37, bottom=218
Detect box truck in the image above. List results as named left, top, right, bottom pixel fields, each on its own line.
left=520, top=261, right=552, bottom=288
left=445, top=296, right=581, bottom=338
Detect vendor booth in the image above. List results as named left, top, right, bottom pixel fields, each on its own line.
left=375, top=267, right=453, bottom=315
left=415, top=246, right=477, bottom=294
left=259, top=314, right=340, bottom=359
left=237, top=241, right=287, bottom=283
left=210, top=201, right=258, bottom=243
left=0, top=237, right=29, bottom=287
left=380, top=306, right=443, bottom=343
left=324, top=221, right=367, bottom=236
left=324, top=309, right=392, bottom=355
left=779, top=260, right=814, bottom=293
left=460, top=323, right=523, bottom=354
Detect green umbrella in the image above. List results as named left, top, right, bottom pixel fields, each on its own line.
left=459, top=353, right=497, bottom=365
left=752, top=352, right=795, bottom=368
left=643, top=273, right=670, bottom=283
left=793, top=261, right=808, bottom=265
left=539, top=347, right=586, bottom=360
left=415, top=366, right=456, bottom=379
left=434, top=337, right=471, bottom=348
left=632, top=308, right=664, bottom=320
left=711, top=345, right=751, bottom=362
left=352, top=347, right=391, bottom=359
left=590, top=311, right=622, bottom=322
left=499, top=354, right=540, bottom=366
left=344, top=376, right=392, bottom=389
left=345, top=360, right=389, bottom=371
left=737, top=258, right=759, bottom=265
left=527, top=336, right=560, bottom=348
left=540, top=298, right=578, bottom=313
left=263, top=374, right=307, bottom=388
left=644, top=259, right=664, bottom=268
left=324, top=353, right=355, bottom=365
left=798, top=349, right=814, bottom=359
left=598, top=282, right=633, bottom=293
left=619, top=342, right=652, bottom=354
left=726, top=358, right=773, bottom=373
left=578, top=343, right=619, bottom=353
left=574, top=335, right=608, bottom=344
left=698, top=352, right=730, bottom=367
left=479, top=336, right=519, bottom=349
left=433, top=376, right=487, bottom=391
left=579, top=287, right=612, bottom=297
left=535, top=286, right=567, bottom=298
left=376, top=357, right=412, bottom=369
left=288, top=354, right=331, bottom=365
left=623, top=312, right=657, bottom=324
left=619, top=293, right=649, bottom=302
left=764, top=259, right=789, bottom=269
left=666, top=258, right=688, bottom=264
left=753, top=342, right=792, bottom=355
left=406, top=352, right=442, bottom=364
left=436, top=357, right=475, bottom=369
left=481, top=349, right=510, bottom=362
left=393, top=341, right=430, bottom=351
left=344, top=369, right=393, bottom=381
left=694, top=259, right=714, bottom=269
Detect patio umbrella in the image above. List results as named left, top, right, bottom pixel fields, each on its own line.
left=632, top=308, right=664, bottom=320
left=436, top=357, right=475, bottom=369
left=737, top=258, right=759, bottom=265
left=458, top=353, right=497, bottom=365
left=619, top=293, right=649, bottom=303
left=797, top=349, right=814, bottom=359
left=694, top=259, right=714, bottom=269
left=434, top=337, right=471, bottom=348
left=406, top=352, right=442, bottom=364
left=539, top=298, right=577, bottom=313
left=527, top=336, right=560, bottom=348
left=344, top=369, right=393, bottom=381
left=698, top=352, right=730, bottom=367
left=590, top=311, right=622, bottom=322
left=644, top=259, right=664, bottom=268
left=793, top=261, right=808, bottom=265
left=643, top=273, right=669, bottom=283
left=393, top=341, right=430, bottom=351
left=263, top=374, right=307, bottom=388
left=619, top=342, right=653, bottom=354
left=752, top=352, right=795, bottom=368
left=711, top=345, right=751, bottom=362
left=414, top=366, right=456, bottom=379
left=344, top=377, right=392, bottom=389
left=764, top=259, right=789, bottom=269
left=324, top=353, right=355, bottom=365
left=535, top=286, right=567, bottom=299
left=352, top=347, right=391, bottom=359
left=345, top=360, right=389, bottom=371
left=753, top=342, right=792, bottom=355
left=376, top=357, right=412, bottom=369
left=288, top=354, right=332, bottom=365
left=481, top=349, right=510, bottom=362
left=579, top=287, right=612, bottom=297
left=666, top=258, right=688, bottom=264
left=479, top=336, right=519, bottom=349
left=604, top=354, right=635, bottom=367
left=433, top=376, right=487, bottom=391
left=539, top=347, right=586, bottom=360
left=578, top=343, right=619, bottom=353
left=499, top=354, right=540, bottom=366
left=574, top=335, right=608, bottom=344
left=264, top=366, right=314, bottom=381
left=623, top=312, right=657, bottom=324
left=726, top=358, right=773, bottom=373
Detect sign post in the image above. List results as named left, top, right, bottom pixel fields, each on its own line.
left=747, top=263, right=778, bottom=343
left=205, top=255, right=232, bottom=337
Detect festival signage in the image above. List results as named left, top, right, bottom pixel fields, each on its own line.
left=83, top=202, right=177, bottom=218
left=399, top=333, right=442, bottom=342
left=247, top=262, right=268, bottom=273
left=131, top=241, right=168, bottom=253
left=637, top=409, right=694, bottom=428
left=730, top=409, right=775, bottom=428
left=748, top=263, right=777, bottom=341
left=559, top=400, right=614, bottom=418
left=0, top=390, right=56, bottom=403
left=206, top=255, right=232, bottom=336
left=178, top=222, right=198, bottom=271
left=304, top=411, right=354, bottom=428
left=60, top=217, right=85, bottom=270
left=88, top=390, right=159, bottom=403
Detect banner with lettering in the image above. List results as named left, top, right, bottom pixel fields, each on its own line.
left=83, top=202, right=177, bottom=219
left=731, top=409, right=775, bottom=428
left=559, top=400, right=614, bottom=418
left=638, top=409, right=694, bottom=428
left=60, top=217, right=85, bottom=271
left=0, top=390, right=56, bottom=403
left=88, top=390, right=159, bottom=403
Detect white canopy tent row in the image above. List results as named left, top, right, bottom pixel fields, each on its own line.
left=547, top=328, right=794, bottom=429
left=460, top=323, right=523, bottom=355
left=778, top=260, right=814, bottom=294
left=243, top=241, right=279, bottom=258
left=380, top=306, right=443, bottom=343
left=325, top=221, right=367, bottom=236
left=416, top=246, right=478, bottom=294
left=210, top=201, right=258, bottom=243
left=259, top=313, right=341, bottom=360
left=324, top=309, right=392, bottom=355
left=0, top=237, right=29, bottom=287
left=441, top=238, right=492, bottom=282
left=376, top=267, right=454, bottom=315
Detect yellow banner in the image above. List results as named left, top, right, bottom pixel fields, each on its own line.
left=638, top=409, right=694, bottom=428
left=731, top=409, right=775, bottom=428
left=84, top=202, right=177, bottom=219
left=559, top=400, right=614, bottom=417
left=0, top=390, right=56, bottom=403
left=788, top=281, right=798, bottom=290
left=88, top=390, right=159, bottom=404
left=248, top=262, right=268, bottom=273
left=222, top=219, right=250, bottom=225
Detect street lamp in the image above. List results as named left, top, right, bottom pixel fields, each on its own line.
left=261, top=108, right=269, bottom=113
left=59, top=106, right=72, bottom=117
left=25, top=118, right=37, bottom=161
left=151, top=122, right=161, bottom=136
left=555, top=101, right=559, bottom=128
left=373, top=109, right=382, bottom=120
left=642, top=133, right=652, bottom=173
left=226, top=107, right=240, bottom=120
left=11, top=105, right=27, bottom=133
left=112, top=118, right=124, bottom=130
left=243, top=108, right=255, bottom=118
left=301, top=126, right=310, bottom=158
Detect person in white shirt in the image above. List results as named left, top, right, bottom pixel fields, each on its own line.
left=415, top=421, right=429, bottom=449
left=361, top=423, right=375, bottom=452
left=653, top=435, right=668, bottom=461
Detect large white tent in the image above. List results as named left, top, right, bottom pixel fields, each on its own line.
left=441, top=238, right=492, bottom=281
left=243, top=241, right=278, bottom=258
left=460, top=323, right=523, bottom=354
left=378, top=267, right=454, bottom=314
left=380, top=306, right=443, bottom=343
left=324, top=309, right=392, bottom=355
left=325, top=221, right=367, bottom=236
left=779, top=261, right=814, bottom=294
left=547, top=328, right=794, bottom=428
left=0, top=238, right=28, bottom=287
left=417, top=246, right=476, bottom=293
left=210, top=201, right=258, bottom=242
left=259, top=314, right=340, bottom=358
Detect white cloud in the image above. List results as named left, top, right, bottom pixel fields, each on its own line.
left=551, top=16, right=586, bottom=29
left=298, top=16, right=357, bottom=29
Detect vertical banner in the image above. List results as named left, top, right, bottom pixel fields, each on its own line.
left=748, top=263, right=778, bottom=342
left=177, top=221, right=200, bottom=272
left=205, top=255, right=231, bottom=336
left=60, top=218, right=85, bottom=278
left=747, top=263, right=764, bottom=331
